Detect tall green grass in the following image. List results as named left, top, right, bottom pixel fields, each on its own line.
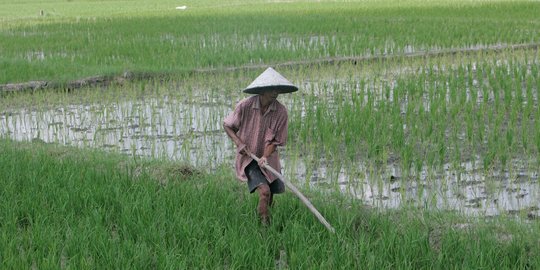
left=1, top=138, right=539, bottom=268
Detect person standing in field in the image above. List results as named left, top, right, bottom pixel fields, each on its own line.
left=223, top=67, right=298, bottom=225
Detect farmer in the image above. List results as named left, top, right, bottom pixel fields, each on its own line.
left=223, top=67, right=298, bottom=225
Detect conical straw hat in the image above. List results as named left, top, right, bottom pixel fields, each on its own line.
left=243, top=67, right=298, bottom=94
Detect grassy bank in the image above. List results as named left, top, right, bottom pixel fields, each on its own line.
left=1, top=138, right=538, bottom=268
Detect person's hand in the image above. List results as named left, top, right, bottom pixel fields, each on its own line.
left=237, top=143, right=251, bottom=156
left=243, top=147, right=252, bottom=157
left=258, top=156, right=268, bottom=168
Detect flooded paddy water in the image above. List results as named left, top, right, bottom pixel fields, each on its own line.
left=1, top=72, right=539, bottom=219
left=0, top=97, right=232, bottom=167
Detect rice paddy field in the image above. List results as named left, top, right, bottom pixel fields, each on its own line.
left=2, top=0, right=540, bottom=268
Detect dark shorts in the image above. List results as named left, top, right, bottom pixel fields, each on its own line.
left=245, top=160, right=285, bottom=194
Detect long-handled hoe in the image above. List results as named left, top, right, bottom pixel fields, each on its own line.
left=248, top=153, right=335, bottom=233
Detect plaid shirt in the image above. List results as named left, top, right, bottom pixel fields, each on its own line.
left=224, top=95, right=288, bottom=183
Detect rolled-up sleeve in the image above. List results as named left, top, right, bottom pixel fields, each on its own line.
left=224, top=103, right=242, bottom=131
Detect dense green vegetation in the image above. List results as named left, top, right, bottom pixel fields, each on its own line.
left=286, top=50, right=540, bottom=175
left=2, top=0, right=540, bottom=268
left=2, top=0, right=540, bottom=83
left=1, top=139, right=539, bottom=268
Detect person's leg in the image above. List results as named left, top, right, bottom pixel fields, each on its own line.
left=257, top=183, right=271, bottom=225
left=268, top=178, right=284, bottom=208
left=245, top=161, right=281, bottom=224
left=268, top=192, right=274, bottom=208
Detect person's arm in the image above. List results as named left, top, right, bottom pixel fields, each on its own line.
left=258, top=144, right=276, bottom=167
left=259, top=111, right=287, bottom=167
left=223, top=124, right=241, bottom=146
left=224, top=124, right=250, bottom=155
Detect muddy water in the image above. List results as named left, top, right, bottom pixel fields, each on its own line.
left=288, top=158, right=539, bottom=218
left=0, top=97, right=233, bottom=167
left=1, top=97, right=539, bottom=218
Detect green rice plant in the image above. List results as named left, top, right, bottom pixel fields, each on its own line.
left=536, top=130, right=540, bottom=163
left=1, top=33, right=540, bottom=224
left=2, top=0, right=540, bottom=84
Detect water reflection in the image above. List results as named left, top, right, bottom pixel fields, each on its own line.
left=284, top=155, right=539, bottom=218
left=1, top=97, right=233, bottom=167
